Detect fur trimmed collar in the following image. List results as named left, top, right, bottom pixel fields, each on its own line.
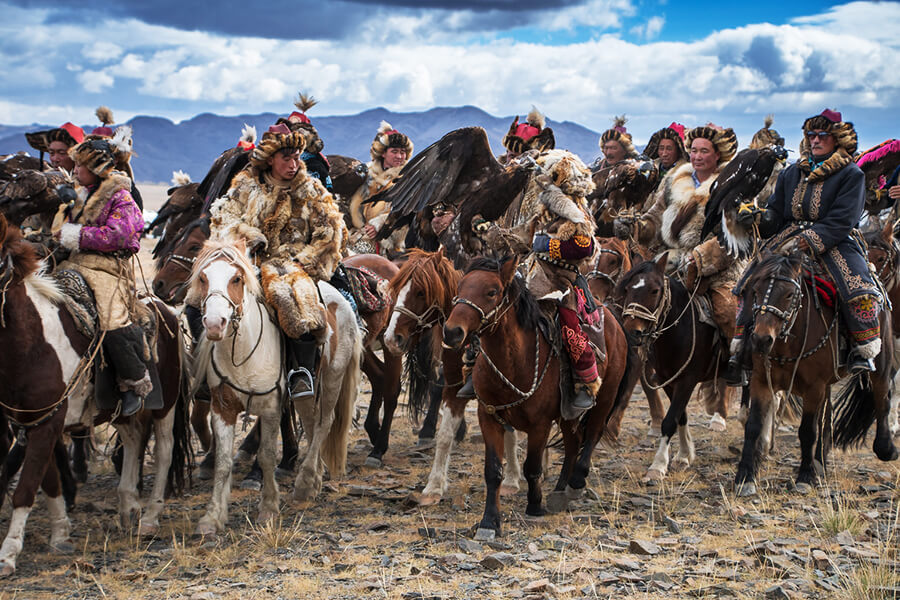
left=74, top=171, right=132, bottom=225
left=799, top=148, right=852, bottom=182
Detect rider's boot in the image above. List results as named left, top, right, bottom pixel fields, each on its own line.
left=456, top=337, right=480, bottom=400
left=104, top=325, right=154, bottom=417
left=287, top=334, right=319, bottom=400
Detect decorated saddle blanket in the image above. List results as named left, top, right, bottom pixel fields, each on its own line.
left=334, top=264, right=389, bottom=314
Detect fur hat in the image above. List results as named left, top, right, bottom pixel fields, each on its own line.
left=370, top=120, right=414, bottom=162
left=249, top=123, right=306, bottom=170
left=643, top=122, right=686, bottom=161
left=749, top=115, right=785, bottom=150
left=275, top=92, right=324, bottom=154
left=684, top=124, right=738, bottom=164
left=25, top=122, right=85, bottom=153
left=502, top=106, right=555, bottom=154
left=599, top=116, right=638, bottom=159
left=68, top=125, right=133, bottom=178
left=800, top=109, right=858, bottom=156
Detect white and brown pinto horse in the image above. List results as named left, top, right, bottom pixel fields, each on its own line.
left=190, top=241, right=361, bottom=535
left=0, top=214, right=188, bottom=577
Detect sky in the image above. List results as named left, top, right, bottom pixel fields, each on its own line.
left=1, top=0, right=897, bottom=151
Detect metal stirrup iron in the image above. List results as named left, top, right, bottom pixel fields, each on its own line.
left=288, top=367, right=315, bottom=400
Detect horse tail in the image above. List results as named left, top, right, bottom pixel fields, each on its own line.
left=601, top=313, right=642, bottom=443
left=832, top=373, right=877, bottom=450
left=322, top=325, right=363, bottom=478
left=404, top=330, right=435, bottom=423
left=166, top=314, right=194, bottom=496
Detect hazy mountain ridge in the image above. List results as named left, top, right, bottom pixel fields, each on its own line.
left=0, top=106, right=603, bottom=183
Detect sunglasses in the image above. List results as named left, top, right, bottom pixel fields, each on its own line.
left=805, top=131, right=831, bottom=140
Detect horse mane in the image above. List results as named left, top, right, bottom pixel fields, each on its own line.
left=390, top=249, right=460, bottom=310
left=154, top=215, right=210, bottom=270
left=613, top=259, right=658, bottom=299
left=465, top=256, right=544, bottom=330
left=743, top=252, right=803, bottom=289
left=864, top=228, right=899, bottom=272
left=0, top=223, right=62, bottom=302
left=189, top=239, right=262, bottom=298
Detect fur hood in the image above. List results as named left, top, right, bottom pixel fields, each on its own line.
left=73, top=171, right=133, bottom=225
left=660, top=162, right=722, bottom=252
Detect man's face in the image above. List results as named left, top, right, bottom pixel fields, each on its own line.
left=806, top=129, right=836, bottom=158
left=657, top=139, right=679, bottom=168
left=74, top=164, right=98, bottom=187
left=383, top=147, right=408, bottom=169
left=602, top=140, right=626, bottom=164
left=267, top=149, right=302, bottom=182
left=690, top=137, right=720, bottom=174
left=48, top=140, right=75, bottom=170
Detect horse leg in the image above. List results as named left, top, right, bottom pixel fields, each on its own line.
left=417, top=375, right=444, bottom=443
left=197, top=408, right=235, bottom=536
left=240, top=459, right=263, bottom=491
left=191, top=398, right=212, bottom=453
left=500, top=428, right=524, bottom=496
left=0, top=437, right=26, bottom=511
left=54, top=439, right=78, bottom=511
left=642, top=369, right=666, bottom=437
left=524, top=425, right=552, bottom=517
left=256, top=412, right=280, bottom=523
left=871, top=341, right=899, bottom=460
left=69, top=426, right=91, bottom=483
left=476, top=409, right=506, bottom=536
left=674, top=408, right=696, bottom=466
left=367, top=352, right=402, bottom=468
left=362, top=350, right=384, bottom=448
left=547, top=421, right=581, bottom=513
left=276, top=405, right=298, bottom=477
left=814, top=397, right=833, bottom=478
left=703, top=379, right=728, bottom=432
left=420, top=399, right=466, bottom=504
left=235, top=420, right=261, bottom=462
left=0, top=420, right=60, bottom=577
left=41, top=454, right=73, bottom=554
left=645, top=382, right=692, bottom=481
left=796, top=397, right=820, bottom=486
left=114, top=420, right=144, bottom=529
left=735, top=378, right=771, bottom=496
left=139, top=408, right=176, bottom=537
left=197, top=434, right=216, bottom=481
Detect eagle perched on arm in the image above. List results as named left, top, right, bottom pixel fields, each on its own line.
left=702, top=116, right=788, bottom=256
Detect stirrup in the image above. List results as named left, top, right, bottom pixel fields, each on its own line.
left=571, top=388, right=595, bottom=410
left=848, top=356, right=876, bottom=375
left=288, top=367, right=315, bottom=400
left=119, top=391, right=143, bottom=418
left=456, top=376, right=476, bottom=399
left=723, top=357, right=749, bottom=388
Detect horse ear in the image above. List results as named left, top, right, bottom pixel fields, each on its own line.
left=499, top=256, right=518, bottom=285
left=655, top=251, right=669, bottom=272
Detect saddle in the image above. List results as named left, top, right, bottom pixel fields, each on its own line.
left=333, top=264, right=389, bottom=314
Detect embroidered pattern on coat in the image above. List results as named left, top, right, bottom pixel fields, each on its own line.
left=790, top=179, right=808, bottom=220
left=562, top=325, right=588, bottom=362
left=809, top=182, right=824, bottom=221
left=805, top=230, right=826, bottom=254
left=829, top=247, right=866, bottom=292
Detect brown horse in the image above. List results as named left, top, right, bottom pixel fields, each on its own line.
left=443, top=256, right=636, bottom=535
left=733, top=252, right=898, bottom=495
left=0, top=214, right=190, bottom=576
left=587, top=236, right=667, bottom=438
left=153, top=216, right=210, bottom=305
left=865, top=223, right=900, bottom=436
left=616, top=254, right=742, bottom=482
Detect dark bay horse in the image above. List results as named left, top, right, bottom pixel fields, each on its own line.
left=0, top=215, right=189, bottom=576
left=734, top=252, right=898, bottom=496
left=616, top=254, right=743, bottom=482
left=443, top=257, right=636, bottom=535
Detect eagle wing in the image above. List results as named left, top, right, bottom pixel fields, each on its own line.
left=326, top=154, right=367, bottom=202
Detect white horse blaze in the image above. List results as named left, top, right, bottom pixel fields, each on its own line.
left=384, top=281, right=411, bottom=353
left=202, top=261, right=239, bottom=339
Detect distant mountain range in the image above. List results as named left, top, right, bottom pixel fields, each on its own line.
left=0, top=106, right=604, bottom=184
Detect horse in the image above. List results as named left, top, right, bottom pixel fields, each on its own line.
left=442, top=256, right=636, bottom=535
left=616, top=253, right=743, bottom=482
left=587, top=236, right=667, bottom=438
left=153, top=216, right=210, bottom=305
left=733, top=252, right=898, bottom=496
left=189, top=240, right=362, bottom=535
left=0, top=214, right=190, bottom=576
left=865, top=223, right=900, bottom=437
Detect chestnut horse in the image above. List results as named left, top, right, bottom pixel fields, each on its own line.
left=443, top=257, right=637, bottom=535
left=0, top=215, right=189, bottom=576
left=189, top=241, right=362, bottom=535
left=733, top=252, right=898, bottom=495
left=865, top=224, right=900, bottom=437
left=616, top=254, right=744, bottom=482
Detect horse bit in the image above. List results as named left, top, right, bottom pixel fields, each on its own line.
left=752, top=274, right=802, bottom=339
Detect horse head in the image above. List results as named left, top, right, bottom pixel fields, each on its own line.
left=741, top=250, right=804, bottom=356
left=153, top=217, right=210, bottom=304
left=384, top=248, right=459, bottom=354
left=188, top=239, right=259, bottom=341
left=865, top=221, right=898, bottom=289
left=443, top=256, right=519, bottom=350
left=588, top=237, right=630, bottom=303
left=617, top=252, right=669, bottom=339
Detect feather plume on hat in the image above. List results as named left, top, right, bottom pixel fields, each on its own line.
left=526, top=106, right=545, bottom=130
left=294, top=92, right=318, bottom=114
left=240, top=124, right=257, bottom=145
left=95, top=106, right=114, bottom=126
left=171, top=170, right=192, bottom=186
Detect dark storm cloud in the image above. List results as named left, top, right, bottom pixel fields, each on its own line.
left=742, top=35, right=789, bottom=84
left=10, top=0, right=594, bottom=40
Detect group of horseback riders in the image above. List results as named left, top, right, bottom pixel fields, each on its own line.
left=11, top=99, right=892, bottom=423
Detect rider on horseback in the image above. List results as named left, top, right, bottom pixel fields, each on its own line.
left=209, top=123, right=348, bottom=400
left=53, top=126, right=156, bottom=417
left=727, top=109, right=882, bottom=384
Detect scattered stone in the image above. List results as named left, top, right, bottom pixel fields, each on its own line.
left=834, top=530, right=855, bottom=546
left=457, top=539, right=482, bottom=554
left=527, top=550, right=550, bottom=562
left=189, top=593, right=216, bottom=600
left=629, top=539, right=660, bottom=555
left=474, top=528, right=496, bottom=542
left=612, top=557, right=641, bottom=571
left=811, top=549, right=830, bottom=570
left=764, top=584, right=791, bottom=599
left=524, top=578, right=553, bottom=593
left=481, top=552, right=515, bottom=570
left=663, top=515, right=682, bottom=534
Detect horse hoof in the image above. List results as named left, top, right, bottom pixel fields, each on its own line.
left=417, top=493, right=442, bottom=507
left=51, top=539, right=75, bottom=554
left=474, top=528, right=497, bottom=541
left=364, top=456, right=383, bottom=469
left=240, top=478, right=262, bottom=491
left=565, top=485, right=584, bottom=500
left=0, top=561, right=14, bottom=578
left=499, top=484, right=519, bottom=497
left=546, top=490, right=569, bottom=513
left=643, top=468, right=666, bottom=483
left=708, top=413, right=727, bottom=432
left=735, top=481, right=757, bottom=497
left=258, top=510, right=276, bottom=524
left=292, top=489, right=316, bottom=503
left=793, top=482, right=813, bottom=495
left=195, top=521, right=217, bottom=538
left=275, top=467, right=294, bottom=479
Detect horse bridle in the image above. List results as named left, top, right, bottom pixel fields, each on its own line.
left=162, top=251, right=196, bottom=273
left=453, top=292, right=513, bottom=334
left=752, top=273, right=802, bottom=339
left=622, top=275, right=672, bottom=341
left=392, top=303, right=445, bottom=337
left=587, top=247, right=623, bottom=287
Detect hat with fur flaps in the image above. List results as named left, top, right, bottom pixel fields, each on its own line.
left=749, top=115, right=785, bottom=150
left=643, top=122, right=686, bottom=161
left=599, top=116, right=638, bottom=159
left=68, top=125, right=133, bottom=178
left=249, top=123, right=306, bottom=170
left=684, top=124, right=738, bottom=164
left=502, top=107, right=555, bottom=154
left=799, top=109, right=857, bottom=156
left=370, top=120, right=414, bottom=162
left=25, top=122, right=85, bottom=153
left=276, top=92, right=325, bottom=154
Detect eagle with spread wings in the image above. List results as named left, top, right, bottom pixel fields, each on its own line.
left=368, top=127, right=535, bottom=262
left=588, top=158, right=659, bottom=236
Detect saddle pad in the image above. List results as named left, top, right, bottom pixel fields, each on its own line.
left=803, top=269, right=836, bottom=308
left=54, top=269, right=98, bottom=339
left=343, top=265, right=389, bottom=314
